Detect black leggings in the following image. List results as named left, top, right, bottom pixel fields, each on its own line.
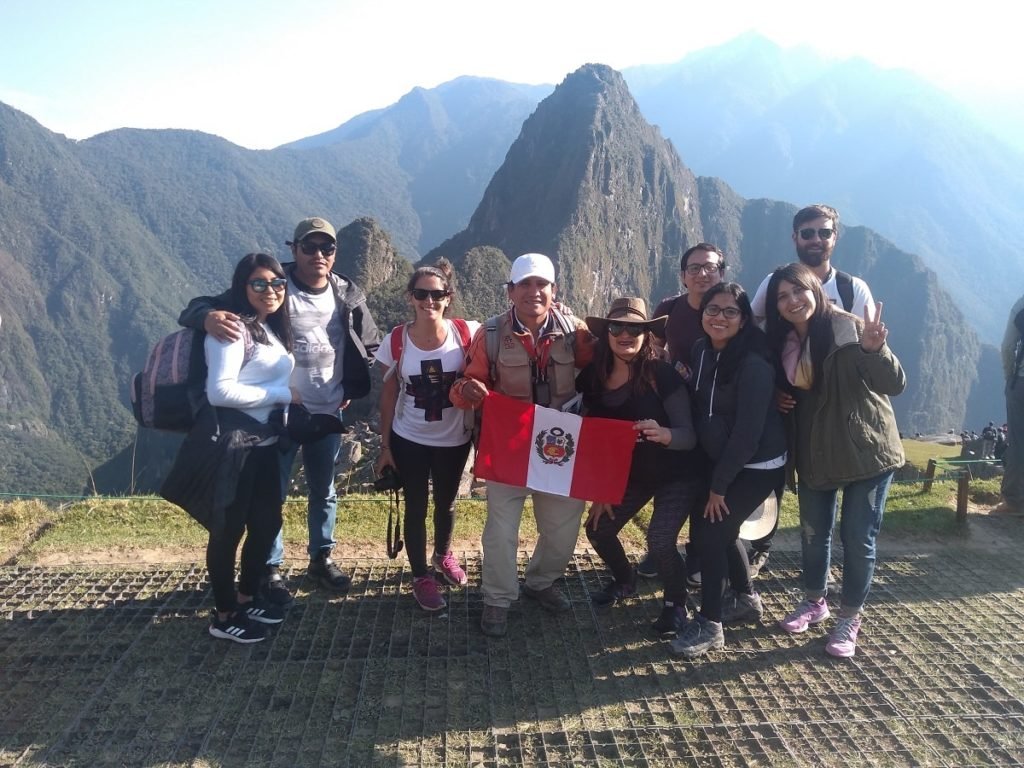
left=696, top=467, right=784, bottom=622
left=207, top=444, right=283, bottom=614
left=389, top=431, right=472, bottom=577
left=587, top=475, right=706, bottom=605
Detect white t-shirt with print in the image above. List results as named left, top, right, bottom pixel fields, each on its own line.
left=376, top=319, right=481, bottom=447
left=288, top=278, right=346, bottom=415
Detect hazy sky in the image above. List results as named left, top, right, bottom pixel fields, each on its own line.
left=1, top=0, right=1019, bottom=149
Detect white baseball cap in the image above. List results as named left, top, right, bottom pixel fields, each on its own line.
left=509, top=253, right=556, bottom=284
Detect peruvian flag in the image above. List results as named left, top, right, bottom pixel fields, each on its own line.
left=475, top=392, right=636, bottom=504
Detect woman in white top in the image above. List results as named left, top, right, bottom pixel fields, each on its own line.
left=204, top=253, right=297, bottom=643
left=375, top=259, right=480, bottom=611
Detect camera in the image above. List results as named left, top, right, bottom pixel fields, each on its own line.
left=373, top=464, right=402, bottom=492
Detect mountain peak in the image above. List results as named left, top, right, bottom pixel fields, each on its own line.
left=427, top=64, right=701, bottom=314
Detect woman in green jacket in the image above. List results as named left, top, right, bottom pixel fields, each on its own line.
left=764, top=263, right=905, bottom=658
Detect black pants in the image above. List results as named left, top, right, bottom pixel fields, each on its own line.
left=390, top=431, right=472, bottom=577
left=207, top=445, right=283, bottom=613
left=587, top=475, right=705, bottom=605
left=697, top=467, right=784, bottom=622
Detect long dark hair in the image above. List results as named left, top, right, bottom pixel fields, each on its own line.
left=698, top=282, right=769, bottom=382
left=228, top=252, right=293, bottom=351
left=587, top=323, right=660, bottom=400
left=764, top=263, right=835, bottom=390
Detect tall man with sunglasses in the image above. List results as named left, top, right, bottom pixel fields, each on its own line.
left=748, top=204, right=875, bottom=576
left=179, top=217, right=380, bottom=600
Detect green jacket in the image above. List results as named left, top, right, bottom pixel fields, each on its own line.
left=792, top=314, right=906, bottom=490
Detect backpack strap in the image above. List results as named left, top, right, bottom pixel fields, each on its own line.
left=834, top=269, right=855, bottom=312
left=451, top=317, right=472, bottom=350
left=484, top=315, right=501, bottom=385
left=384, top=323, right=409, bottom=382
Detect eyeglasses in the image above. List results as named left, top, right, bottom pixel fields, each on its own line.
left=411, top=288, right=450, bottom=301
left=299, top=240, right=337, bottom=256
left=798, top=227, right=835, bottom=241
left=703, top=305, right=742, bottom=319
left=607, top=322, right=645, bottom=338
left=248, top=278, right=288, bottom=293
left=684, top=262, right=723, bottom=277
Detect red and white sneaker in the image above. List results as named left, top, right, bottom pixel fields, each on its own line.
left=412, top=576, right=447, bottom=611
left=432, top=551, right=468, bottom=587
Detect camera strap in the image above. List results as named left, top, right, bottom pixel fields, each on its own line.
left=386, top=488, right=404, bottom=559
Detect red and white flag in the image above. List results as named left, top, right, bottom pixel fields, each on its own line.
left=475, top=392, right=636, bottom=504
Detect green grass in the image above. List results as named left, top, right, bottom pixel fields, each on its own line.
left=901, top=438, right=961, bottom=470
left=0, top=472, right=1000, bottom=564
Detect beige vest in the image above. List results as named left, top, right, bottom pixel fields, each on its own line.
left=492, top=312, right=578, bottom=409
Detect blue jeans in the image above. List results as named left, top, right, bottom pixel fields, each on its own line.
left=267, top=430, right=342, bottom=566
left=798, top=471, right=893, bottom=613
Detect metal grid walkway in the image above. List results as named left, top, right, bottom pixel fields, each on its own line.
left=1, top=550, right=1023, bottom=766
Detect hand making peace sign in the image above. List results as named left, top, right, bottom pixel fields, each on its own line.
left=860, top=301, right=887, bottom=353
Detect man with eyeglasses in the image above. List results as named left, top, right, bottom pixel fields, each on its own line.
left=633, top=244, right=726, bottom=593
left=747, top=204, right=875, bottom=577
left=179, top=216, right=381, bottom=602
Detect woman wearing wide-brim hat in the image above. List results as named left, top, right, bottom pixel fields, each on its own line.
left=579, top=297, right=706, bottom=638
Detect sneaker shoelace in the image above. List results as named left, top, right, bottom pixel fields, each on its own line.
left=832, top=616, right=859, bottom=643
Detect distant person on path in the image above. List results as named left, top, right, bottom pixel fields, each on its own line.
left=993, top=294, right=1024, bottom=513
left=671, top=283, right=786, bottom=658
left=577, top=298, right=702, bottom=638
left=634, top=243, right=726, bottom=583
left=747, top=204, right=876, bottom=579
left=163, top=253, right=297, bottom=643
left=981, top=422, right=998, bottom=460
left=374, top=260, right=480, bottom=611
left=450, top=253, right=594, bottom=638
left=765, top=263, right=905, bottom=658
left=179, top=217, right=381, bottom=601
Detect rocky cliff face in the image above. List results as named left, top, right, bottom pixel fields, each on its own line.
left=428, top=64, right=703, bottom=315
left=425, top=65, right=980, bottom=435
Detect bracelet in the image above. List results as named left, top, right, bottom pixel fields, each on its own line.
left=381, top=445, right=391, bottom=451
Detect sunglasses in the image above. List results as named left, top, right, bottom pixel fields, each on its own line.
left=684, top=262, right=723, bottom=277
left=299, top=240, right=337, bottom=256
left=411, top=288, right=450, bottom=301
left=798, top=227, right=835, bottom=241
left=248, top=278, right=287, bottom=293
left=703, top=305, right=742, bottom=319
left=607, top=322, right=645, bottom=338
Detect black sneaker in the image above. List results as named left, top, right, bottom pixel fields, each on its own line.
left=651, top=605, right=688, bottom=636
left=308, top=552, right=352, bottom=592
left=262, top=566, right=294, bottom=606
left=209, top=610, right=267, bottom=644
left=748, top=550, right=770, bottom=579
left=636, top=552, right=658, bottom=578
left=720, top=590, right=763, bottom=624
left=589, top=577, right=637, bottom=607
left=243, top=598, right=285, bottom=625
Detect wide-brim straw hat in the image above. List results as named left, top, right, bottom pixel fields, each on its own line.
left=585, top=297, right=668, bottom=338
left=739, top=493, right=779, bottom=542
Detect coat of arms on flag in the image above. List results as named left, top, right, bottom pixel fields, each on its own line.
left=475, top=392, right=635, bottom=504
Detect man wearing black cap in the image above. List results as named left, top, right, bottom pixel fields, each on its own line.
left=179, top=217, right=380, bottom=599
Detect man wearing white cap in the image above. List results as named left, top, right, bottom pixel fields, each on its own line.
left=451, top=253, right=594, bottom=637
